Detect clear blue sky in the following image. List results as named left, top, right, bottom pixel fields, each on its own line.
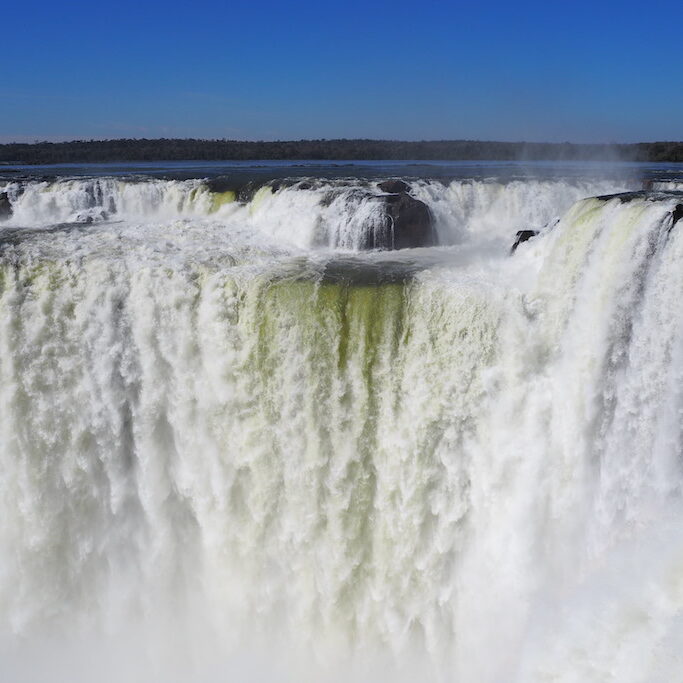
left=2, top=0, right=681, bottom=143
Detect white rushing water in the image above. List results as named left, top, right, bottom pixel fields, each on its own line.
left=0, top=176, right=632, bottom=248
left=0, top=175, right=682, bottom=682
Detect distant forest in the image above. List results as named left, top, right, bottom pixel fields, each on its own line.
left=1, top=139, right=682, bottom=164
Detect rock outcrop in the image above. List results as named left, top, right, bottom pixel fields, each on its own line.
left=510, top=230, right=538, bottom=253
left=377, top=179, right=411, bottom=195
left=365, top=181, right=436, bottom=250
left=0, top=192, right=11, bottom=220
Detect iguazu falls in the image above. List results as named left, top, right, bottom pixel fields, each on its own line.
left=3, top=0, right=683, bottom=677
left=1, top=159, right=683, bottom=681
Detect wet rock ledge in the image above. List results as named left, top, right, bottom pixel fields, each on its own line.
left=365, top=180, right=437, bottom=250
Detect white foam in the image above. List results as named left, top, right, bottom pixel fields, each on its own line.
left=0, top=184, right=682, bottom=681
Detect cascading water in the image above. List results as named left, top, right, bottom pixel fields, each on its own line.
left=0, top=175, right=632, bottom=248
left=1, top=166, right=682, bottom=682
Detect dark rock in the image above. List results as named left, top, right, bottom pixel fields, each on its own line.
left=362, top=192, right=436, bottom=250
left=671, top=204, right=683, bottom=231
left=321, top=257, right=419, bottom=285
left=206, top=176, right=235, bottom=194
left=510, top=230, right=538, bottom=253
left=0, top=192, right=11, bottom=220
left=378, top=179, right=411, bottom=194
left=320, top=188, right=366, bottom=208
left=235, top=181, right=263, bottom=203
left=596, top=190, right=683, bottom=204
left=206, top=177, right=273, bottom=203
left=595, top=192, right=643, bottom=203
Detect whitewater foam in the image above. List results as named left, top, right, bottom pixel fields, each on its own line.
left=1, top=171, right=683, bottom=681
left=1, top=175, right=634, bottom=250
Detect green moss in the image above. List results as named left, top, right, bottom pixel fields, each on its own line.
left=255, top=278, right=406, bottom=369
left=250, top=277, right=408, bottom=447
left=19, top=261, right=69, bottom=292
left=209, top=190, right=236, bottom=213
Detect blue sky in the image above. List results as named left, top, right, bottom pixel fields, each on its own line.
left=2, top=0, right=681, bottom=143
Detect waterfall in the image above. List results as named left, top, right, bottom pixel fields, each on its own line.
left=1, top=176, right=632, bottom=248
left=1, top=176, right=682, bottom=681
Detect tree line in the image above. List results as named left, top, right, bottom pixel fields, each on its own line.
left=0, top=138, right=682, bottom=164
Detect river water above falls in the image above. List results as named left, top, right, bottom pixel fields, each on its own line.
left=1, top=161, right=683, bottom=682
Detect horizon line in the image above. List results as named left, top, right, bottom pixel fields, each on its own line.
left=1, top=137, right=682, bottom=147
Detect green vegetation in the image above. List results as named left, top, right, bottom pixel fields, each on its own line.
left=0, top=138, right=681, bottom=165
